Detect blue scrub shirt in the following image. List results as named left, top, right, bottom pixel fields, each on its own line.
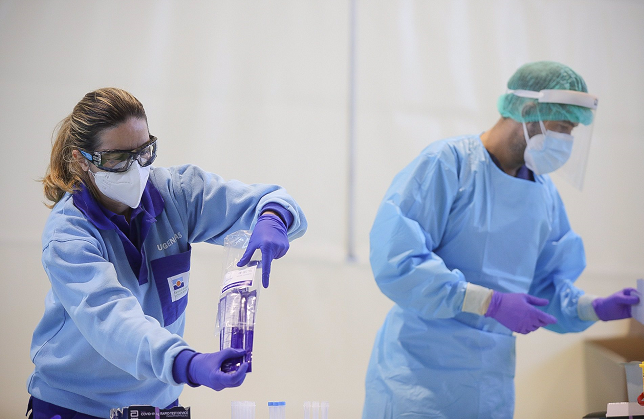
left=27, top=164, right=307, bottom=417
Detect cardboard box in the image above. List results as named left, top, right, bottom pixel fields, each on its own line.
left=109, top=405, right=191, bottom=419
left=584, top=320, right=644, bottom=413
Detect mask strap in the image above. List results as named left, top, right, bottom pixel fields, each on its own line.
left=522, top=122, right=530, bottom=144
left=523, top=120, right=548, bottom=143
left=87, top=167, right=100, bottom=180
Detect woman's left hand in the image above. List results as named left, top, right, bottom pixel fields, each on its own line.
left=237, top=212, right=289, bottom=288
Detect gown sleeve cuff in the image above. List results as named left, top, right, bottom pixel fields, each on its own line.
left=462, top=283, right=494, bottom=315
left=578, top=293, right=600, bottom=321
left=260, top=203, right=294, bottom=229
left=172, top=349, right=199, bottom=386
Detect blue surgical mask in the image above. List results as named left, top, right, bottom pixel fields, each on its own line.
left=522, top=121, right=574, bottom=175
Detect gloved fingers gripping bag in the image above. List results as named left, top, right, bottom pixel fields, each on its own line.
left=216, top=230, right=261, bottom=373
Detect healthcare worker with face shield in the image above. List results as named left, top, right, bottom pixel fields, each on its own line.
left=362, top=61, right=639, bottom=419
left=27, top=88, right=307, bottom=419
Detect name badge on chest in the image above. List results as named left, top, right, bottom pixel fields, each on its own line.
left=167, top=272, right=190, bottom=302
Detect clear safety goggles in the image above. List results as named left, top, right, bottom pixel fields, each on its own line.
left=80, top=135, right=158, bottom=173
left=508, top=89, right=598, bottom=190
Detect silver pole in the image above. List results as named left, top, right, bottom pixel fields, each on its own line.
left=346, top=0, right=357, bottom=263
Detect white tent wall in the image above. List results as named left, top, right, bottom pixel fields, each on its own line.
left=0, top=1, right=642, bottom=418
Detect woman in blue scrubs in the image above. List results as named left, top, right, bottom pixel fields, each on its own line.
left=362, top=62, right=639, bottom=419
left=27, top=88, right=307, bottom=419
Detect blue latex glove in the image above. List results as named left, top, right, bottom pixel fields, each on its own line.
left=484, top=291, right=557, bottom=334
left=592, top=288, right=639, bottom=321
left=237, top=213, right=289, bottom=288
left=188, top=348, right=248, bottom=391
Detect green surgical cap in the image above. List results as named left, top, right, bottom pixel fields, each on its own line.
left=497, top=61, right=594, bottom=125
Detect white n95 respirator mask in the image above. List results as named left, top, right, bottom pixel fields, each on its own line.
left=522, top=121, right=574, bottom=175
left=90, top=162, right=150, bottom=208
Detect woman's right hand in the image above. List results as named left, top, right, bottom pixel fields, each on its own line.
left=188, top=348, right=248, bottom=391
left=173, top=347, right=248, bottom=391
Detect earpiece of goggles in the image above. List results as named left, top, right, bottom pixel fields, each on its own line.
left=80, top=135, right=157, bottom=173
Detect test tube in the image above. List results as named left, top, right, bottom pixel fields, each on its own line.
left=268, top=401, right=285, bottom=419
left=232, top=401, right=255, bottom=419
left=320, top=402, right=328, bottom=419
left=303, top=401, right=311, bottom=419
left=311, top=402, right=319, bottom=419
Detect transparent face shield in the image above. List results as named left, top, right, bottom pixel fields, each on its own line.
left=509, top=89, right=598, bottom=190
left=558, top=115, right=596, bottom=189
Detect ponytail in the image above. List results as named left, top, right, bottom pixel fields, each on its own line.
left=42, top=116, right=88, bottom=208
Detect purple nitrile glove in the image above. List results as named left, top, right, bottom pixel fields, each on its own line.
left=173, top=348, right=248, bottom=391
left=237, top=213, right=289, bottom=288
left=484, top=291, right=558, bottom=334
left=592, top=288, right=640, bottom=321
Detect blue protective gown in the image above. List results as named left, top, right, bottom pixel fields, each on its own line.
left=28, top=165, right=307, bottom=417
left=362, top=135, right=594, bottom=419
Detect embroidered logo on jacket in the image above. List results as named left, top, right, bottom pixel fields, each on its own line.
left=167, top=272, right=190, bottom=302
left=157, top=232, right=183, bottom=251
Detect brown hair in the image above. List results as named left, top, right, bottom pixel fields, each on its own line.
left=42, top=88, right=148, bottom=208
